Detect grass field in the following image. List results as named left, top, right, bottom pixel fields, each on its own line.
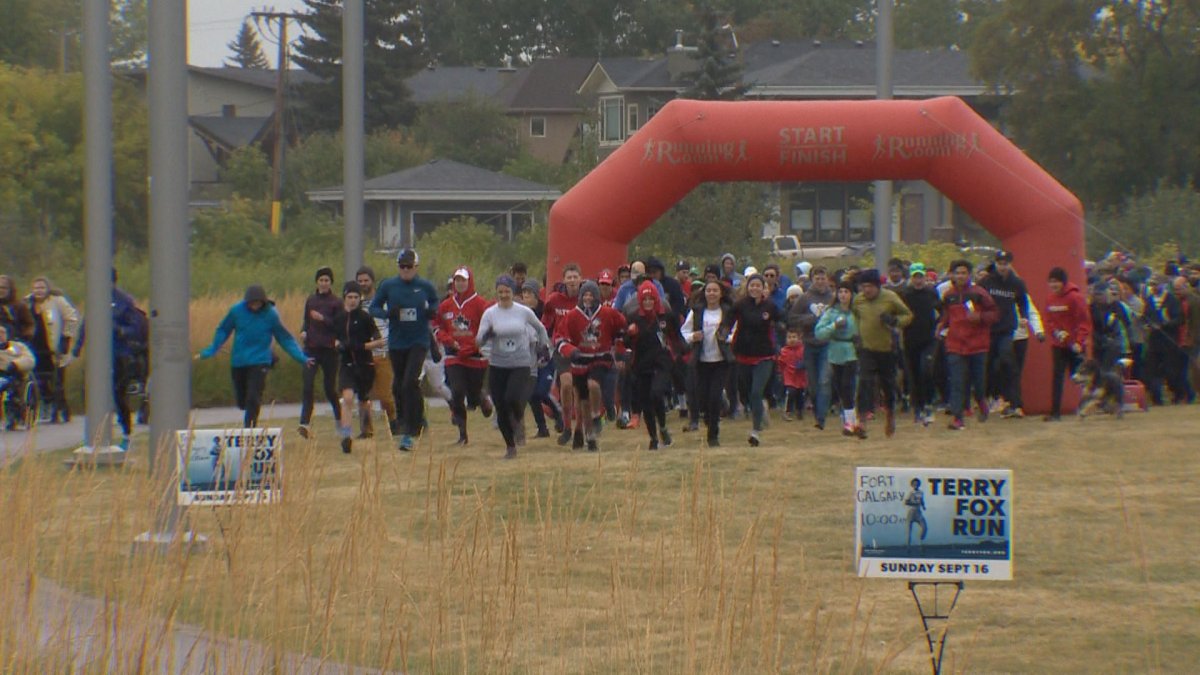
left=2, top=403, right=1198, bottom=673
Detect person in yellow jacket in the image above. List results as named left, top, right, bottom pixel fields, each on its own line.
left=851, top=269, right=913, bottom=439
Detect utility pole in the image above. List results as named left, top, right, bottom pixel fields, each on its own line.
left=874, top=0, right=895, bottom=274
left=78, top=0, right=118, bottom=462
left=252, top=11, right=304, bottom=236
left=343, top=0, right=365, bottom=278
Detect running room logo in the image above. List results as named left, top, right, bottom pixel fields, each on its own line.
left=778, top=126, right=849, bottom=166
left=872, top=132, right=981, bottom=161
left=641, top=138, right=749, bottom=165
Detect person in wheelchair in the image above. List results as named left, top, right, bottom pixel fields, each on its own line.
left=0, top=324, right=36, bottom=430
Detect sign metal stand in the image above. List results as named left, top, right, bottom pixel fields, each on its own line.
left=908, top=580, right=964, bottom=675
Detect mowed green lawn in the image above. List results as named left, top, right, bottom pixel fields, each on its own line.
left=4, top=403, right=1199, bottom=673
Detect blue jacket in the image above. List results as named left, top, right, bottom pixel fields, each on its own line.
left=73, top=288, right=147, bottom=360
left=613, top=277, right=666, bottom=314
left=200, top=301, right=307, bottom=368
left=369, top=275, right=440, bottom=350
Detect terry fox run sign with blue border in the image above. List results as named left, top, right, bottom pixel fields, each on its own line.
left=176, top=428, right=283, bottom=506
left=855, top=467, right=1012, bottom=581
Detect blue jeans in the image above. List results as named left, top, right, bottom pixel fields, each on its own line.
left=737, top=359, right=776, bottom=432
left=948, top=352, right=987, bottom=420
left=804, top=343, right=832, bottom=424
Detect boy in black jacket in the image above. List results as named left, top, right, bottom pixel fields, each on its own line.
left=333, top=282, right=385, bottom=453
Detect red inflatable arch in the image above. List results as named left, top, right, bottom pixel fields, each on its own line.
left=547, top=97, right=1085, bottom=414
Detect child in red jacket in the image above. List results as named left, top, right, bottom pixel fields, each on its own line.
left=778, top=329, right=808, bottom=421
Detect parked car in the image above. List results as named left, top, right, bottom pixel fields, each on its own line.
left=765, top=235, right=803, bottom=258
left=765, top=235, right=861, bottom=260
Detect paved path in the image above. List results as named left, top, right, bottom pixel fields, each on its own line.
left=2, top=402, right=412, bottom=673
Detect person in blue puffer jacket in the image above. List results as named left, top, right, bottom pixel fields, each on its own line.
left=196, top=285, right=311, bottom=427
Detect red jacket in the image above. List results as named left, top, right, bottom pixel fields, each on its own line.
left=435, top=267, right=491, bottom=368
left=554, top=304, right=627, bottom=374
left=1045, top=282, right=1091, bottom=351
left=541, top=288, right=578, bottom=335
left=938, top=282, right=998, bottom=355
left=777, top=343, right=807, bottom=389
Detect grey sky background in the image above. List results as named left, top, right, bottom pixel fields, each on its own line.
left=189, top=1, right=308, bottom=67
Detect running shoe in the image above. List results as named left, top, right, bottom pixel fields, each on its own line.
left=341, top=437, right=352, bottom=454
left=398, top=434, right=414, bottom=451
left=948, top=418, right=965, bottom=431
left=297, top=424, right=311, bottom=439
left=853, top=426, right=868, bottom=440
left=649, top=439, right=659, bottom=451
left=557, top=428, right=573, bottom=446
left=572, top=429, right=585, bottom=450
left=660, top=428, right=673, bottom=447
left=748, top=431, right=761, bottom=447
left=586, top=439, right=599, bottom=452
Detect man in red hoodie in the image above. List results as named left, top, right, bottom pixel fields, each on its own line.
left=543, top=263, right=583, bottom=446
left=436, top=266, right=492, bottom=444
left=937, top=260, right=999, bottom=430
left=553, top=280, right=627, bottom=451
left=1043, top=266, right=1092, bottom=421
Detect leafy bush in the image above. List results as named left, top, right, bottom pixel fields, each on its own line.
left=1089, top=184, right=1200, bottom=260
left=414, top=217, right=510, bottom=288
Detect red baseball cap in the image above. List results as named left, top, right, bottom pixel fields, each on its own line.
left=598, top=269, right=614, bottom=285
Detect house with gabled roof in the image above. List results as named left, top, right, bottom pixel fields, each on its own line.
left=123, top=65, right=316, bottom=207
left=307, top=158, right=561, bottom=249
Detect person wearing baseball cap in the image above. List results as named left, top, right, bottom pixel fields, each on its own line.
left=674, top=261, right=693, bottom=296
left=979, top=248, right=1037, bottom=417
left=436, top=265, right=493, bottom=445
left=297, top=266, right=343, bottom=439
left=597, top=269, right=616, bottom=306
left=899, top=262, right=940, bottom=425
left=369, top=247, right=441, bottom=451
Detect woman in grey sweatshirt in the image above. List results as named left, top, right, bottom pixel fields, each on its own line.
left=476, top=275, right=550, bottom=459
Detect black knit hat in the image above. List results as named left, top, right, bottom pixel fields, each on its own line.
left=244, top=285, right=268, bottom=304
left=857, top=268, right=882, bottom=287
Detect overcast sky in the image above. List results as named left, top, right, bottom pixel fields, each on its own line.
left=189, top=1, right=308, bottom=67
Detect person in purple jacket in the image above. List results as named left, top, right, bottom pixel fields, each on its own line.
left=298, top=267, right=343, bottom=438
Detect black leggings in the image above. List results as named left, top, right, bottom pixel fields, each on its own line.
left=301, top=346, right=340, bottom=425
left=634, top=368, right=671, bottom=441
left=831, top=361, right=858, bottom=414
left=232, top=364, right=271, bottom=427
left=446, top=364, right=486, bottom=424
left=903, top=341, right=936, bottom=412
left=390, top=346, right=428, bottom=436
left=488, top=366, right=530, bottom=448
left=694, top=360, right=729, bottom=439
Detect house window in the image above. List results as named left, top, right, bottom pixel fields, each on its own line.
left=647, top=105, right=660, bottom=119
left=786, top=183, right=878, bottom=243
left=529, top=117, right=546, bottom=138
left=788, top=186, right=817, bottom=243
left=599, top=96, right=624, bottom=143
left=627, top=104, right=639, bottom=134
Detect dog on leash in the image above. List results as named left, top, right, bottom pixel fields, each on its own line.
left=1071, top=359, right=1125, bottom=419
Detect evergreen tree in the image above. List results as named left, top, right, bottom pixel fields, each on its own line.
left=681, top=5, right=748, bottom=101
left=292, top=0, right=425, bottom=133
left=225, top=21, right=270, bottom=70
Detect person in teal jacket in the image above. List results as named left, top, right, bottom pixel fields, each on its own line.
left=814, top=280, right=861, bottom=436
left=196, top=285, right=310, bottom=427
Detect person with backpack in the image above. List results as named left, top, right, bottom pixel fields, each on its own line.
left=72, top=273, right=150, bottom=449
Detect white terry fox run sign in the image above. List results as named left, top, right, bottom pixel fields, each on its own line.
left=855, top=467, right=1013, bottom=581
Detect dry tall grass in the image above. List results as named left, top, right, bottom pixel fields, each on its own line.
left=2, top=404, right=1198, bottom=673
